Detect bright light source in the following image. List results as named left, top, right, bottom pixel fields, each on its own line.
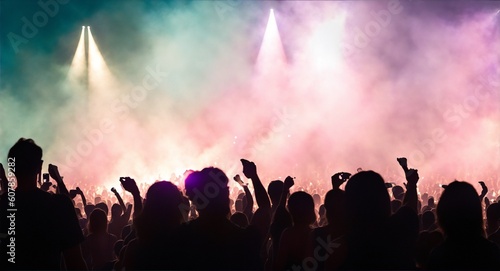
left=87, top=27, right=117, bottom=110
left=256, top=8, right=286, bottom=76
left=68, top=26, right=86, bottom=86
left=307, top=12, right=347, bottom=72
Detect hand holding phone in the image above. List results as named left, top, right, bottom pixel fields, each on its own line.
left=240, top=159, right=257, bottom=179
left=43, top=173, right=50, bottom=183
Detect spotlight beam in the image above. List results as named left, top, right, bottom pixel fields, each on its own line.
left=68, top=26, right=87, bottom=86
left=87, top=26, right=118, bottom=113
left=256, top=9, right=287, bottom=76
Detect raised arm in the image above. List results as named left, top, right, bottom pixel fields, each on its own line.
left=234, top=174, right=254, bottom=221
left=112, top=187, right=133, bottom=223
left=120, top=177, right=142, bottom=218
left=398, top=157, right=419, bottom=213
left=241, top=159, right=271, bottom=212
left=75, top=187, right=87, bottom=207
left=111, top=187, right=127, bottom=213
left=48, top=164, right=70, bottom=197
left=278, top=176, right=294, bottom=209
left=479, top=181, right=488, bottom=202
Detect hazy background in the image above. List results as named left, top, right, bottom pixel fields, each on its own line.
left=1, top=0, right=499, bottom=193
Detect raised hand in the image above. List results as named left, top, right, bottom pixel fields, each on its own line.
left=69, top=189, right=79, bottom=199
left=240, top=159, right=257, bottom=179
left=239, top=158, right=270, bottom=211
left=120, top=177, right=142, bottom=217
left=120, top=177, right=139, bottom=194
left=48, top=164, right=69, bottom=196
left=479, top=181, right=488, bottom=194
left=111, top=186, right=127, bottom=213
left=233, top=174, right=246, bottom=186
left=277, top=176, right=295, bottom=209
left=397, top=157, right=419, bottom=212
left=284, top=176, right=294, bottom=189
left=331, top=172, right=350, bottom=189
left=48, top=164, right=63, bottom=182
left=479, top=181, right=488, bottom=200
left=397, top=157, right=409, bottom=172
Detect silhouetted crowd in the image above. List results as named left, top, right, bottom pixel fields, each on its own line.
left=1, top=138, right=500, bottom=270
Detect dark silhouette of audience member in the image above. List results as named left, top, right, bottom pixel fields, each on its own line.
left=392, top=185, right=405, bottom=201
left=268, top=179, right=292, bottom=269
left=82, top=208, right=117, bottom=270
left=268, top=180, right=284, bottom=214
left=238, top=160, right=273, bottom=265
left=122, top=181, right=184, bottom=270
left=0, top=138, right=86, bottom=270
left=421, top=210, right=438, bottom=232
left=416, top=208, right=443, bottom=269
left=95, top=202, right=108, bottom=216
left=108, top=187, right=132, bottom=239
left=274, top=186, right=316, bottom=271
left=486, top=202, right=499, bottom=236
left=312, top=188, right=348, bottom=270
left=486, top=203, right=500, bottom=247
left=318, top=204, right=327, bottom=227
left=428, top=181, right=500, bottom=269
left=341, top=163, right=419, bottom=269
left=233, top=174, right=254, bottom=222
left=176, top=167, right=261, bottom=270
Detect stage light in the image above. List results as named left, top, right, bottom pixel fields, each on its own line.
left=307, top=12, right=347, bottom=72
left=255, top=8, right=287, bottom=76
left=87, top=26, right=118, bottom=110
left=68, top=26, right=86, bottom=86
left=87, top=27, right=108, bottom=75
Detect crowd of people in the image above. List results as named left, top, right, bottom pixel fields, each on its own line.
left=1, top=138, right=500, bottom=270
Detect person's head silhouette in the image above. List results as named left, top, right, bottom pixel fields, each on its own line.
left=437, top=181, right=484, bottom=238
left=88, top=208, right=108, bottom=234
left=324, top=189, right=346, bottom=226
left=268, top=180, right=284, bottom=206
left=345, top=170, right=391, bottom=226
left=8, top=138, right=42, bottom=190
left=422, top=210, right=436, bottom=230
left=185, top=167, right=230, bottom=218
left=135, top=181, right=183, bottom=241
left=287, top=191, right=316, bottom=226
left=96, top=202, right=108, bottom=216
left=111, top=203, right=122, bottom=219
